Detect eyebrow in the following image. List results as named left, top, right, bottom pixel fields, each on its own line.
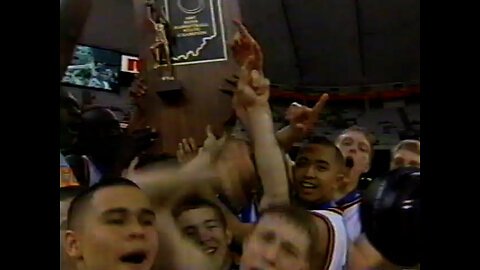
left=101, top=208, right=155, bottom=217
left=139, top=208, right=156, bottom=217
left=204, top=219, right=219, bottom=225
left=102, top=208, right=128, bottom=216
left=314, top=160, right=330, bottom=166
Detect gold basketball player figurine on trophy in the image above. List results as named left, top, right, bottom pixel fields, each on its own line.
left=146, top=0, right=175, bottom=80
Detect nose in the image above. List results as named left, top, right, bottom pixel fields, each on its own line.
left=262, top=244, right=279, bottom=266
left=197, top=227, right=213, bottom=245
left=305, top=164, right=316, bottom=178
left=128, top=222, right=145, bottom=240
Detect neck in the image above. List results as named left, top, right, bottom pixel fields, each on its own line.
left=335, top=174, right=360, bottom=201
left=221, top=252, right=234, bottom=270
left=75, top=262, right=87, bottom=270
left=293, top=196, right=331, bottom=210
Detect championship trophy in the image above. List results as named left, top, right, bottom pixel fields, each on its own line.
left=144, top=0, right=182, bottom=93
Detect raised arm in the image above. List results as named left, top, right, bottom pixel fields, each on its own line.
left=233, top=63, right=290, bottom=210
left=124, top=126, right=225, bottom=207
left=275, top=94, right=329, bottom=152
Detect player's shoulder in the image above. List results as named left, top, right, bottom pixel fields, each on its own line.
left=309, top=208, right=345, bottom=230
left=336, top=190, right=362, bottom=211
left=309, top=209, right=348, bottom=270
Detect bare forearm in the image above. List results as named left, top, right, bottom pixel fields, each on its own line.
left=275, top=125, right=304, bottom=152
left=247, top=106, right=290, bottom=207
left=129, top=154, right=218, bottom=205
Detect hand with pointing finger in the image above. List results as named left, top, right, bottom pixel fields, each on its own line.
left=231, top=20, right=264, bottom=73
left=285, top=93, right=329, bottom=136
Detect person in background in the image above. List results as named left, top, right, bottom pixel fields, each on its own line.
left=390, top=139, right=420, bottom=171
left=68, top=107, right=157, bottom=186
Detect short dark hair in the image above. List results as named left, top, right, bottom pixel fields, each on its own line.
left=258, top=206, right=322, bottom=270
left=66, top=177, right=140, bottom=230
left=298, top=136, right=345, bottom=167
left=171, top=195, right=227, bottom=230
left=336, top=125, right=376, bottom=162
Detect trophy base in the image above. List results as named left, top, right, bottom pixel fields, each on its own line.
left=157, top=79, right=183, bottom=92
left=150, top=75, right=183, bottom=92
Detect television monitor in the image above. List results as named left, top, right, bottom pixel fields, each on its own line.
left=61, top=45, right=127, bottom=92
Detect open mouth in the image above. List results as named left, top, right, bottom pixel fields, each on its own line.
left=119, top=251, right=147, bottom=264
left=345, top=156, right=354, bottom=168
left=203, top=247, right=217, bottom=255
left=300, top=181, right=318, bottom=189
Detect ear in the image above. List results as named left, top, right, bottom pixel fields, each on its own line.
left=335, top=173, right=346, bottom=188
left=363, top=161, right=371, bottom=173
left=64, top=230, right=83, bottom=259
left=242, top=233, right=251, bottom=251
left=225, top=229, right=233, bottom=246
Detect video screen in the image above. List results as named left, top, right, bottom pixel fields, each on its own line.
left=61, top=45, right=121, bottom=91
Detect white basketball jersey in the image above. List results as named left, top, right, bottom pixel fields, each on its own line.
left=341, top=201, right=362, bottom=243
left=310, top=209, right=348, bottom=270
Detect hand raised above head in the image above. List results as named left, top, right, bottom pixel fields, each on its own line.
left=233, top=57, right=270, bottom=111
left=285, top=93, right=329, bottom=135
left=231, top=20, right=263, bottom=72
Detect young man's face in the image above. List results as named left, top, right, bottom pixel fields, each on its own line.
left=66, top=186, right=158, bottom=270
left=241, top=214, right=310, bottom=270
left=294, top=144, right=342, bottom=205
left=176, top=207, right=232, bottom=270
left=336, top=131, right=372, bottom=175
left=390, top=149, right=420, bottom=171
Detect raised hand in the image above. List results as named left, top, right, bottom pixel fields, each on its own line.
left=233, top=60, right=270, bottom=109
left=200, top=125, right=227, bottom=159
left=285, top=94, right=329, bottom=135
left=231, top=20, right=264, bottom=72
left=176, top=137, right=199, bottom=164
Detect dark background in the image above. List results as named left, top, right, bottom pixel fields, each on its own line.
left=239, top=0, right=420, bottom=87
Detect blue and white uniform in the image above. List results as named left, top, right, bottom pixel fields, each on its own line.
left=336, top=190, right=363, bottom=243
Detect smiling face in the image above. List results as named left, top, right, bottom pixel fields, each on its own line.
left=176, top=207, right=232, bottom=270
left=65, top=186, right=159, bottom=270
left=293, top=144, right=343, bottom=206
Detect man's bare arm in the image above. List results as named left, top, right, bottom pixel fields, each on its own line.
left=233, top=66, right=290, bottom=210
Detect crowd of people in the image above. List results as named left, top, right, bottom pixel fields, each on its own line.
left=60, top=20, right=420, bottom=270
